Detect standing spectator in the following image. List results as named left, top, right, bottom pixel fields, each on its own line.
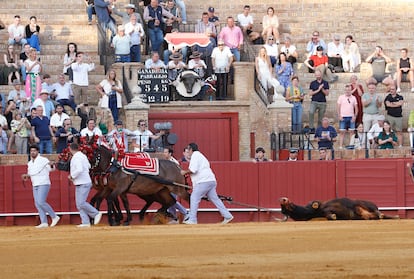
left=32, top=89, right=55, bottom=118
left=275, top=53, right=293, bottom=91
left=112, top=25, right=131, bottom=63
left=337, top=84, right=358, bottom=149
left=263, top=36, right=278, bottom=67
left=362, top=82, right=382, bottom=132
left=315, top=117, right=337, bottom=150
left=19, top=43, right=31, bottom=82
left=50, top=104, right=70, bottom=133
left=377, top=120, right=398, bottom=149
left=252, top=147, right=272, bottom=162
left=144, top=51, right=166, bottom=70
left=207, top=7, right=220, bottom=27
left=327, top=35, right=344, bottom=72
left=306, top=30, right=326, bottom=57
left=3, top=45, right=21, bottom=85
left=174, top=0, right=187, bottom=24
left=24, top=48, right=42, bottom=103
left=261, top=7, right=279, bottom=42
left=112, top=3, right=143, bottom=25
left=143, top=0, right=175, bottom=53
left=0, top=105, right=7, bottom=129
left=304, top=46, right=338, bottom=82
left=10, top=111, right=30, bottom=154
left=71, top=52, right=95, bottom=105
left=8, top=80, right=26, bottom=109
left=55, top=118, right=79, bottom=154
left=21, top=144, right=60, bottom=228
left=8, top=15, right=27, bottom=49
left=219, top=16, right=243, bottom=62
left=285, top=76, right=305, bottom=133
left=350, top=75, right=364, bottom=125
left=342, top=35, right=361, bottom=73
left=237, top=5, right=254, bottom=36
left=280, top=36, right=298, bottom=65
left=349, top=122, right=368, bottom=150
left=84, top=0, right=96, bottom=25
left=395, top=48, right=414, bottom=93
left=80, top=118, right=103, bottom=137
left=131, top=119, right=159, bottom=152
left=308, top=69, right=329, bottom=132
left=68, top=142, right=103, bottom=228
left=194, top=12, right=217, bottom=72
left=25, top=16, right=41, bottom=53
left=96, top=69, right=123, bottom=122
left=255, top=47, right=280, bottom=95
left=31, top=105, right=54, bottom=154
left=125, top=14, right=145, bottom=62
left=163, top=0, right=182, bottom=33
left=53, top=74, right=77, bottom=113
left=367, top=115, right=385, bottom=149
left=365, top=46, right=393, bottom=85
left=212, top=39, right=234, bottom=100
left=63, top=42, right=77, bottom=83
left=384, top=84, right=404, bottom=146
left=181, top=142, right=233, bottom=225
left=94, top=0, right=117, bottom=43
left=0, top=126, right=8, bottom=154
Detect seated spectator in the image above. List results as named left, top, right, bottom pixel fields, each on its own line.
left=125, top=14, right=145, bottom=62
left=408, top=110, right=414, bottom=148
left=3, top=45, right=20, bottom=85
left=8, top=80, right=26, bottom=109
left=342, top=35, right=361, bottom=73
left=255, top=47, right=280, bottom=95
left=167, top=52, right=186, bottom=82
left=207, top=7, right=220, bottom=27
left=96, top=69, right=123, bottom=122
left=263, top=36, right=279, bottom=67
left=327, top=34, right=344, bottom=72
left=19, top=43, right=31, bottom=82
left=365, top=46, right=393, bottom=85
left=10, top=111, right=30, bottom=154
left=304, top=46, right=338, bottom=82
left=131, top=119, right=159, bottom=152
left=349, top=122, right=367, bottom=149
left=84, top=0, right=96, bottom=25
left=237, top=5, right=254, bottom=36
left=52, top=74, right=77, bottom=113
left=50, top=104, right=70, bottom=133
left=377, top=120, right=398, bottom=149
left=25, top=16, right=41, bottom=53
left=252, top=147, right=272, bottom=162
left=395, top=48, right=414, bottom=93
left=145, top=51, right=166, bottom=70
left=261, top=7, right=279, bottom=42
left=280, top=36, right=298, bottom=65
left=188, top=51, right=207, bottom=78
left=55, top=118, right=79, bottom=154
left=107, top=120, right=133, bottom=152
left=8, top=15, right=27, bottom=49
left=112, top=25, right=131, bottom=63
left=275, top=53, right=293, bottom=91
left=163, top=29, right=188, bottom=65
left=367, top=114, right=385, bottom=149
left=63, top=42, right=77, bottom=82
left=80, top=118, right=102, bottom=137
left=287, top=148, right=299, bottom=161
left=306, top=31, right=326, bottom=57
left=41, top=74, right=54, bottom=95
left=315, top=117, right=337, bottom=150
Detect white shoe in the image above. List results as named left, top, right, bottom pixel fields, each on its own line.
left=221, top=216, right=234, bottom=224
left=35, top=223, right=48, bottom=229
left=397, top=87, right=401, bottom=93
left=94, top=212, right=103, bottom=225
left=411, top=88, right=414, bottom=92
left=183, top=219, right=197, bottom=225
left=181, top=21, right=187, bottom=24
left=168, top=219, right=179, bottom=224
left=50, top=216, right=60, bottom=227
left=77, top=224, right=91, bottom=228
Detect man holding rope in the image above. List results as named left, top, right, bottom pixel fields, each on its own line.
left=180, top=142, right=233, bottom=224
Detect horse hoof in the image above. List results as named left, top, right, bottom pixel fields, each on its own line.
left=123, top=222, right=130, bottom=226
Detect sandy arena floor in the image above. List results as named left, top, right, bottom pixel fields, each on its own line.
left=1, top=220, right=414, bottom=279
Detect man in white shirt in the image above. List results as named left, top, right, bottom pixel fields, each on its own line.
left=8, top=15, right=27, bottom=48
left=237, top=5, right=254, bottom=35
left=50, top=104, right=70, bottom=133
left=53, top=73, right=77, bottom=113
left=367, top=115, right=385, bottom=149
left=80, top=119, right=102, bottom=137
left=211, top=39, right=234, bottom=100
left=327, top=34, right=345, bottom=71
left=131, top=119, right=159, bottom=152
left=22, top=144, right=60, bottom=228
left=71, top=52, right=95, bottom=105
left=144, top=52, right=166, bottom=70
left=124, top=14, right=145, bottom=62
left=68, top=142, right=102, bottom=227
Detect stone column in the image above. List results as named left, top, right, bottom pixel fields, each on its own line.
left=233, top=62, right=254, bottom=102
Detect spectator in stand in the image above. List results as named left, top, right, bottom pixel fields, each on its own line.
left=195, top=12, right=217, bottom=73
left=41, top=74, right=54, bottom=96
left=308, top=69, right=330, bottom=132
left=263, top=36, right=279, bottom=67
left=237, top=5, right=254, bottom=36
left=8, top=15, right=27, bottom=49
left=84, top=0, right=96, bottom=25
left=80, top=118, right=102, bottom=137
left=315, top=117, right=337, bottom=150
left=255, top=47, right=280, bottom=94
left=337, top=84, right=358, bottom=149
left=76, top=103, right=90, bottom=131
left=0, top=105, right=7, bottom=130
left=261, top=7, right=279, bottom=43
left=365, top=46, right=393, bottom=85
left=31, top=105, right=54, bottom=154
left=304, top=46, right=338, bottom=82
left=24, top=48, right=42, bottom=103
left=107, top=120, right=133, bottom=152
left=377, top=120, right=398, bottom=149
left=188, top=51, right=207, bottom=78
left=55, top=118, right=79, bottom=154
left=350, top=75, right=364, bottom=125
left=252, top=147, right=272, bottom=162
left=212, top=39, right=234, bottom=100
left=63, top=42, right=77, bottom=83
left=287, top=148, right=299, bottom=161
left=112, top=25, right=131, bottom=63
left=395, top=48, right=414, bottom=93
left=94, top=0, right=117, bottom=43
left=3, top=45, right=20, bottom=85
left=125, top=14, right=145, bottom=62
left=318, top=147, right=330, bottom=160
left=163, top=0, right=182, bottom=32
left=71, top=52, right=95, bottom=105
left=50, top=104, right=70, bottom=134
left=172, top=0, right=187, bottom=24
left=306, top=30, right=326, bottom=57
left=8, top=80, right=26, bottom=109
left=181, top=147, right=191, bottom=162
left=408, top=110, right=414, bottom=149
left=280, top=36, right=298, bottom=65
left=367, top=115, right=385, bottom=149
left=167, top=52, right=186, bottom=82
left=25, top=16, right=41, bottom=53
left=285, top=76, right=305, bottom=134
left=32, top=89, right=55, bottom=118
left=207, top=7, right=220, bottom=27
left=342, top=35, right=361, bottom=73
left=349, top=123, right=367, bottom=150
left=131, top=119, right=159, bottom=152
left=112, top=3, right=143, bottom=25
left=362, top=81, right=382, bottom=133
left=0, top=126, right=8, bottom=154
left=219, top=16, right=243, bottom=62
left=19, top=43, right=30, bottom=82
left=10, top=111, right=30, bottom=154
left=327, top=34, right=344, bottom=72
left=143, top=0, right=175, bottom=53
left=384, top=84, right=404, bottom=146
left=96, top=69, right=123, bottom=122
left=275, top=53, right=293, bottom=91
left=52, top=74, right=77, bottom=113
left=145, top=51, right=166, bottom=70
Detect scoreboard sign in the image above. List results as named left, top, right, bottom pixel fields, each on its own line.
left=138, top=68, right=170, bottom=103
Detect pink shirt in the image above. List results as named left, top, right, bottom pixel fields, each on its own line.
left=219, top=26, right=243, bottom=49
left=337, top=94, right=357, bottom=117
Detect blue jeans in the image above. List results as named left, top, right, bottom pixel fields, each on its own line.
left=27, top=34, right=41, bottom=52
left=115, top=54, right=131, bottom=63
left=148, top=27, right=164, bottom=52
left=174, top=0, right=187, bottom=22
left=75, top=183, right=99, bottom=225
left=130, top=45, right=141, bottom=62
left=291, top=102, right=303, bottom=133
left=33, top=184, right=57, bottom=224
left=109, top=93, right=118, bottom=122
left=57, top=98, right=77, bottom=113
left=20, top=64, right=27, bottom=81
left=100, top=20, right=116, bottom=43
left=230, top=48, right=240, bottom=62
left=39, top=139, right=52, bottom=154
left=163, top=47, right=188, bottom=65
left=86, top=5, right=94, bottom=21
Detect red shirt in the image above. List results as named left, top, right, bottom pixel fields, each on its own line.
left=310, top=55, right=328, bottom=67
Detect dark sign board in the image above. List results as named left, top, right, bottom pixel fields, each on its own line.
left=138, top=68, right=169, bottom=103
